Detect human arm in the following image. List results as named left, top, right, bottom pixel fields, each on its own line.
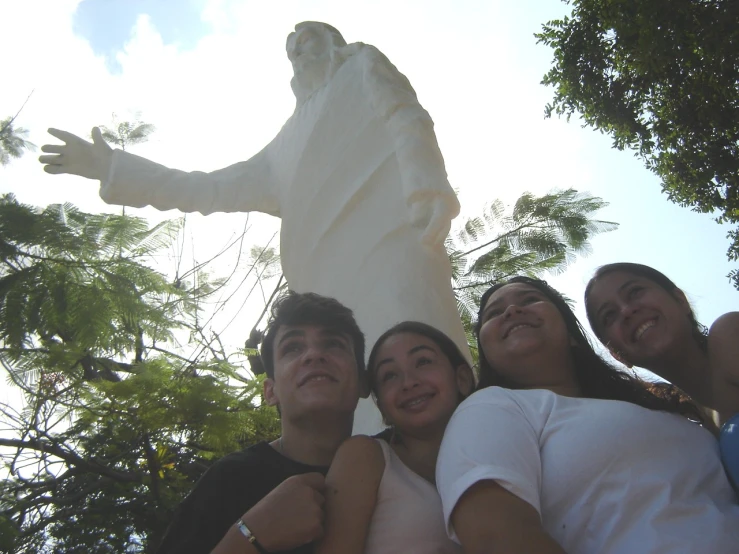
left=314, top=436, right=385, bottom=554
left=210, top=472, right=327, bottom=554
left=39, top=127, right=280, bottom=217
left=709, top=312, right=739, bottom=415
left=436, top=390, right=566, bottom=554
left=451, top=481, right=567, bottom=554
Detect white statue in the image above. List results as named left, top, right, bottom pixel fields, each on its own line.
left=39, top=21, right=469, bottom=434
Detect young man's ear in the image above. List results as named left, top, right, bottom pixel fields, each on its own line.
left=456, top=363, right=475, bottom=397
left=263, top=377, right=280, bottom=407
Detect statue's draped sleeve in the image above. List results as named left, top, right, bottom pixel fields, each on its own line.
left=359, top=45, right=460, bottom=218
left=99, top=145, right=280, bottom=217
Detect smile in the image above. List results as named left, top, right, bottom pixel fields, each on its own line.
left=633, top=319, right=657, bottom=341
left=400, top=393, right=434, bottom=410
left=298, top=373, right=336, bottom=386
left=504, top=323, right=534, bottom=338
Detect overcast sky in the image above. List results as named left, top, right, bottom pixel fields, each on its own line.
left=1, top=0, right=735, bottom=384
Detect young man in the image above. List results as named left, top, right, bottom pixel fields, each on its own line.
left=156, top=291, right=366, bottom=554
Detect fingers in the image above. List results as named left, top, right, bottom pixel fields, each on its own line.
left=43, top=164, right=67, bottom=175
left=47, top=128, right=82, bottom=144
left=91, top=126, right=104, bottom=144
left=38, top=154, right=63, bottom=165
left=40, top=144, right=64, bottom=154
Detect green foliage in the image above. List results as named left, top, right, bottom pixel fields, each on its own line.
left=0, top=117, right=35, bottom=166
left=537, top=0, right=739, bottom=285
left=0, top=195, right=279, bottom=553
left=99, top=114, right=156, bottom=151
left=449, top=189, right=617, bottom=358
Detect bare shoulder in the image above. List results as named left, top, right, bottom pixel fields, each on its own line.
left=708, top=312, right=739, bottom=388
left=331, top=436, right=385, bottom=473
left=709, top=312, right=739, bottom=339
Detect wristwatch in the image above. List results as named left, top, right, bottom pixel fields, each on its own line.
left=235, top=518, right=269, bottom=554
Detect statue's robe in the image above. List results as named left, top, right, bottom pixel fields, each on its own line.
left=100, top=45, right=468, bottom=434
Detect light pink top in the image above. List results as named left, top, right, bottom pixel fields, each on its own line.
left=364, top=438, right=462, bottom=554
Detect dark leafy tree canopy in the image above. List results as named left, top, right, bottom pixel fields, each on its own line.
left=0, top=195, right=279, bottom=553
left=537, top=0, right=739, bottom=285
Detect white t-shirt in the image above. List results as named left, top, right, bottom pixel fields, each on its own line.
left=436, top=387, right=739, bottom=554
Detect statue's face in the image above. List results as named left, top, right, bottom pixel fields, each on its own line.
left=287, top=25, right=327, bottom=67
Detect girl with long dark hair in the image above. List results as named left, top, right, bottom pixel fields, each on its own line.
left=436, top=276, right=739, bottom=554
left=584, top=262, right=739, bottom=489
left=316, top=321, right=473, bottom=554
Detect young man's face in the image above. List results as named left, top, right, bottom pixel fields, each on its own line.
left=264, top=324, right=361, bottom=422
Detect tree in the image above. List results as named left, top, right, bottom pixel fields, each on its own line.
left=0, top=92, right=36, bottom=166
left=0, top=118, right=35, bottom=167
left=449, top=188, right=617, bottom=357
left=99, top=114, right=156, bottom=152
left=536, top=0, right=739, bottom=286
left=0, top=195, right=279, bottom=553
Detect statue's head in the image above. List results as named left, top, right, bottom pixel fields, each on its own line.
left=286, top=22, right=351, bottom=106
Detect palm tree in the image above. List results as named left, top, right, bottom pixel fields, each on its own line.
left=99, top=114, right=156, bottom=151
left=449, top=188, right=618, bottom=356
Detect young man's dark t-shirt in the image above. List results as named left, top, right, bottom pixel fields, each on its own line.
left=156, top=442, right=327, bottom=554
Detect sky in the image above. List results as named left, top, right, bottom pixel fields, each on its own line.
left=1, top=0, right=736, bottom=392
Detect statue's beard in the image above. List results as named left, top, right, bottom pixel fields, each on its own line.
left=291, top=50, right=345, bottom=107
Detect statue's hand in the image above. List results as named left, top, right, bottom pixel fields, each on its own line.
left=39, top=127, right=113, bottom=181
left=409, top=194, right=453, bottom=247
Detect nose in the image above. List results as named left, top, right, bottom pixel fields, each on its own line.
left=302, top=342, right=327, bottom=364
left=400, top=368, right=421, bottom=390
left=618, top=300, right=637, bottom=319
left=503, top=303, right=524, bottom=319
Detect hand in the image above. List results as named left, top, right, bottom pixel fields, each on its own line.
left=409, top=194, right=453, bottom=247
left=39, top=127, right=113, bottom=181
left=242, top=472, right=326, bottom=551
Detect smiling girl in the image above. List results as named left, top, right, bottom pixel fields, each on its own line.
left=315, top=321, right=473, bottom=554
left=436, top=276, right=739, bottom=554
left=584, top=262, right=739, bottom=491
left=584, top=262, right=739, bottom=423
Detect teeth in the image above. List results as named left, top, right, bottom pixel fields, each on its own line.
left=507, top=324, right=532, bottom=336
left=404, top=394, right=432, bottom=408
left=305, top=375, right=330, bottom=383
left=634, top=320, right=656, bottom=341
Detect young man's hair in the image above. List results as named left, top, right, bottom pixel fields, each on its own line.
left=260, top=290, right=366, bottom=379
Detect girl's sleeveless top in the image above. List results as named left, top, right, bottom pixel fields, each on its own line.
left=364, top=438, right=461, bottom=554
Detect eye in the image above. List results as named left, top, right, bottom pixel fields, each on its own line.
left=484, top=307, right=504, bottom=321
left=415, top=355, right=433, bottom=368
left=280, top=341, right=303, bottom=356
left=600, top=309, right=616, bottom=327
left=380, top=370, right=397, bottom=383
left=522, top=294, right=541, bottom=305
left=325, top=337, right=347, bottom=350
left=627, top=286, right=644, bottom=299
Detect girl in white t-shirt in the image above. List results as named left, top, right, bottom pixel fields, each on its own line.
left=436, top=276, right=739, bottom=554
left=584, top=262, right=739, bottom=489
left=316, top=321, right=473, bottom=554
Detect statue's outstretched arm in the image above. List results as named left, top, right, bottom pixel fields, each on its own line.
left=39, top=128, right=280, bottom=217
left=360, top=46, right=460, bottom=246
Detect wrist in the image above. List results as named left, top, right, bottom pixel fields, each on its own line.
left=235, top=516, right=270, bottom=554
